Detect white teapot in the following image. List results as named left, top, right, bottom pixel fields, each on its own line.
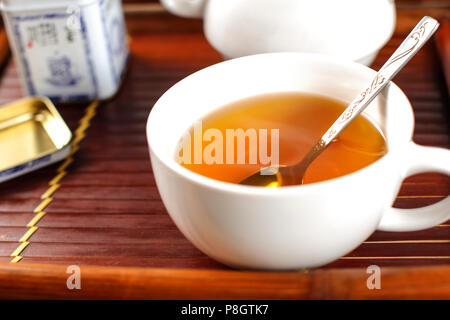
left=160, top=0, right=396, bottom=65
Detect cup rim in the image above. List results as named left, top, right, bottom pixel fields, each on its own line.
left=147, top=52, right=415, bottom=196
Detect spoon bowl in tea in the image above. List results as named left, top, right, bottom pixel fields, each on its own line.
left=240, top=16, right=439, bottom=187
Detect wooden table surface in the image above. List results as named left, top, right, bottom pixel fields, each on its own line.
left=0, top=2, right=449, bottom=299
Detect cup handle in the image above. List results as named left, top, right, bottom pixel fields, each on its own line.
left=160, top=0, right=207, bottom=18
left=377, top=142, right=450, bottom=231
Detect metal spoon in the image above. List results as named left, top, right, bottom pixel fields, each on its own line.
left=240, top=16, right=439, bottom=187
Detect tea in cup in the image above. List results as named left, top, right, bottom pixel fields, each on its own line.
left=177, top=92, right=388, bottom=186
left=146, top=53, right=450, bottom=269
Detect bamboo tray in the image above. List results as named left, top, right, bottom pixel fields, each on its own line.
left=0, top=4, right=449, bottom=299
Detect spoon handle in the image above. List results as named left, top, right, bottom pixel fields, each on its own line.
left=319, top=16, right=439, bottom=148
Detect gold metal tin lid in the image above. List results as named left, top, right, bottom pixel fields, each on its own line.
left=0, top=97, right=72, bottom=174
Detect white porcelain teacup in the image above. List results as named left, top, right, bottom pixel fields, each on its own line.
left=160, top=0, right=396, bottom=65
left=146, top=53, right=450, bottom=270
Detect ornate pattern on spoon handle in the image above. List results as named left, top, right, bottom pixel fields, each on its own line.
left=319, top=16, right=440, bottom=148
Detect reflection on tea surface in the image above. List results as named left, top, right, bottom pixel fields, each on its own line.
left=178, top=92, right=387, bottom=185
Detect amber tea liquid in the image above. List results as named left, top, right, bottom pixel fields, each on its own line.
left=179, top=92, right=387, bottom=185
